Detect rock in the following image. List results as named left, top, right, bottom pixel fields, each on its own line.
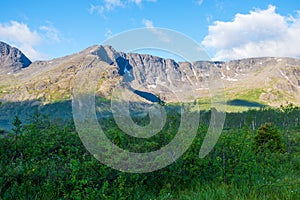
left=0, top=41, right=31, bottom=73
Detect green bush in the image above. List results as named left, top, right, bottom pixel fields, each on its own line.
left=254, top=122, right=285, bottom=153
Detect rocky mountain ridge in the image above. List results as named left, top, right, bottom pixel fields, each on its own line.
left=0, top=42, right=31, bottom=74
left=1, top=41, right=300, bottom=107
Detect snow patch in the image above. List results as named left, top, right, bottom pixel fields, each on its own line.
left=192, top=67, right=197, bottom=77
left=124, top=67, right=129, bottom=74
left=124, top=63, right=132, bottom=77
left=196, top=88, right=209, bottom=90
left=226, top=78, right=238, bottom=82
left=279, top=69, right=295, bottom=87
left=221, top=72, right=225, bottom=79
left=147, top=84, right=157, bottom=89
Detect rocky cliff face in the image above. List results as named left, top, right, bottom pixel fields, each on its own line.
left=0, top=42, right=31, bottom=74
left=1, top=43, right=300, bottom=107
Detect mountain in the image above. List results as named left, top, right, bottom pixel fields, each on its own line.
left=1, top=43, right=300, bottom=106
left=1, top=42, right=300, bottom=130
left=0, top=42, right=31, bottom=74
left=209, top=57, right=300, bottom=107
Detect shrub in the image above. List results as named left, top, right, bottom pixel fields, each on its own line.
left=254, top=122, right=285, bottom=153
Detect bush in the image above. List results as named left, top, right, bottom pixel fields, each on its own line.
left=254, top=122, right=285, bottom=153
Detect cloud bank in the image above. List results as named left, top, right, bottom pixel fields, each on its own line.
left=202, top=5, right=300, bottom=61
left=0, top=21, right=61, bottom=60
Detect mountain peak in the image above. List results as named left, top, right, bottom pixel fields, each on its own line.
left=89, top=45, right=120, bottom=63
left=0, top=41, right=31, bottom=73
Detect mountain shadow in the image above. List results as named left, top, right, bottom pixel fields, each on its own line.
left=116, top=57, right=133, bottom=76
left=227, top=99, right=265, bottom=108
left=133, top=89, right=163, bottom=103
left=0, top=99, right=73, bottom=131
left=0, top=95, right=165, bottom=132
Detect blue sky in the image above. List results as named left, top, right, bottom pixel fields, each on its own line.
left=0, top=0, right=300, bottom=61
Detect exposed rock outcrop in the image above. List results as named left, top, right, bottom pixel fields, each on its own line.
left=0, top=41, right=31, bottom=73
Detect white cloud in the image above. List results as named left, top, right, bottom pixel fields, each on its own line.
left=0, top=21, right=41, bottom=46
left=142, top=19, right=154, bottom=28
left=103, top=0, right=123, bottom=11
left=89, top=0, right=123, bottom=14
left=40, top=24, right=61, bottom=43
left=0, top=21, right=62, bottom=60
left=107, top=0, right=123, bottom=9
left=89, top=4, right=104, bottom=14
left=104, top=28, right=113, bottom=38
left=197, top=0, right=203, bottom=6
left=128, top=0, right=157, bottom=6
left=142, top=19, right=170, bottom=42
left=20, top=44, right=45, bottom=61
left=89, top=0, right=156, bottom=14
left=202, top=5, right=300, bottom=60
left=129, top=0, right=142, bottom=5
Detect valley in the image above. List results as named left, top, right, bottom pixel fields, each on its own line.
left=0, top=41, right=300, bottom=199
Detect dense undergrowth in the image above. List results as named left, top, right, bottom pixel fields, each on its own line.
left=0, top=104, right=300, bottom=199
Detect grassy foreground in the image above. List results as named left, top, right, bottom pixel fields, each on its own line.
left=0, top=105, right=299, bottom=199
